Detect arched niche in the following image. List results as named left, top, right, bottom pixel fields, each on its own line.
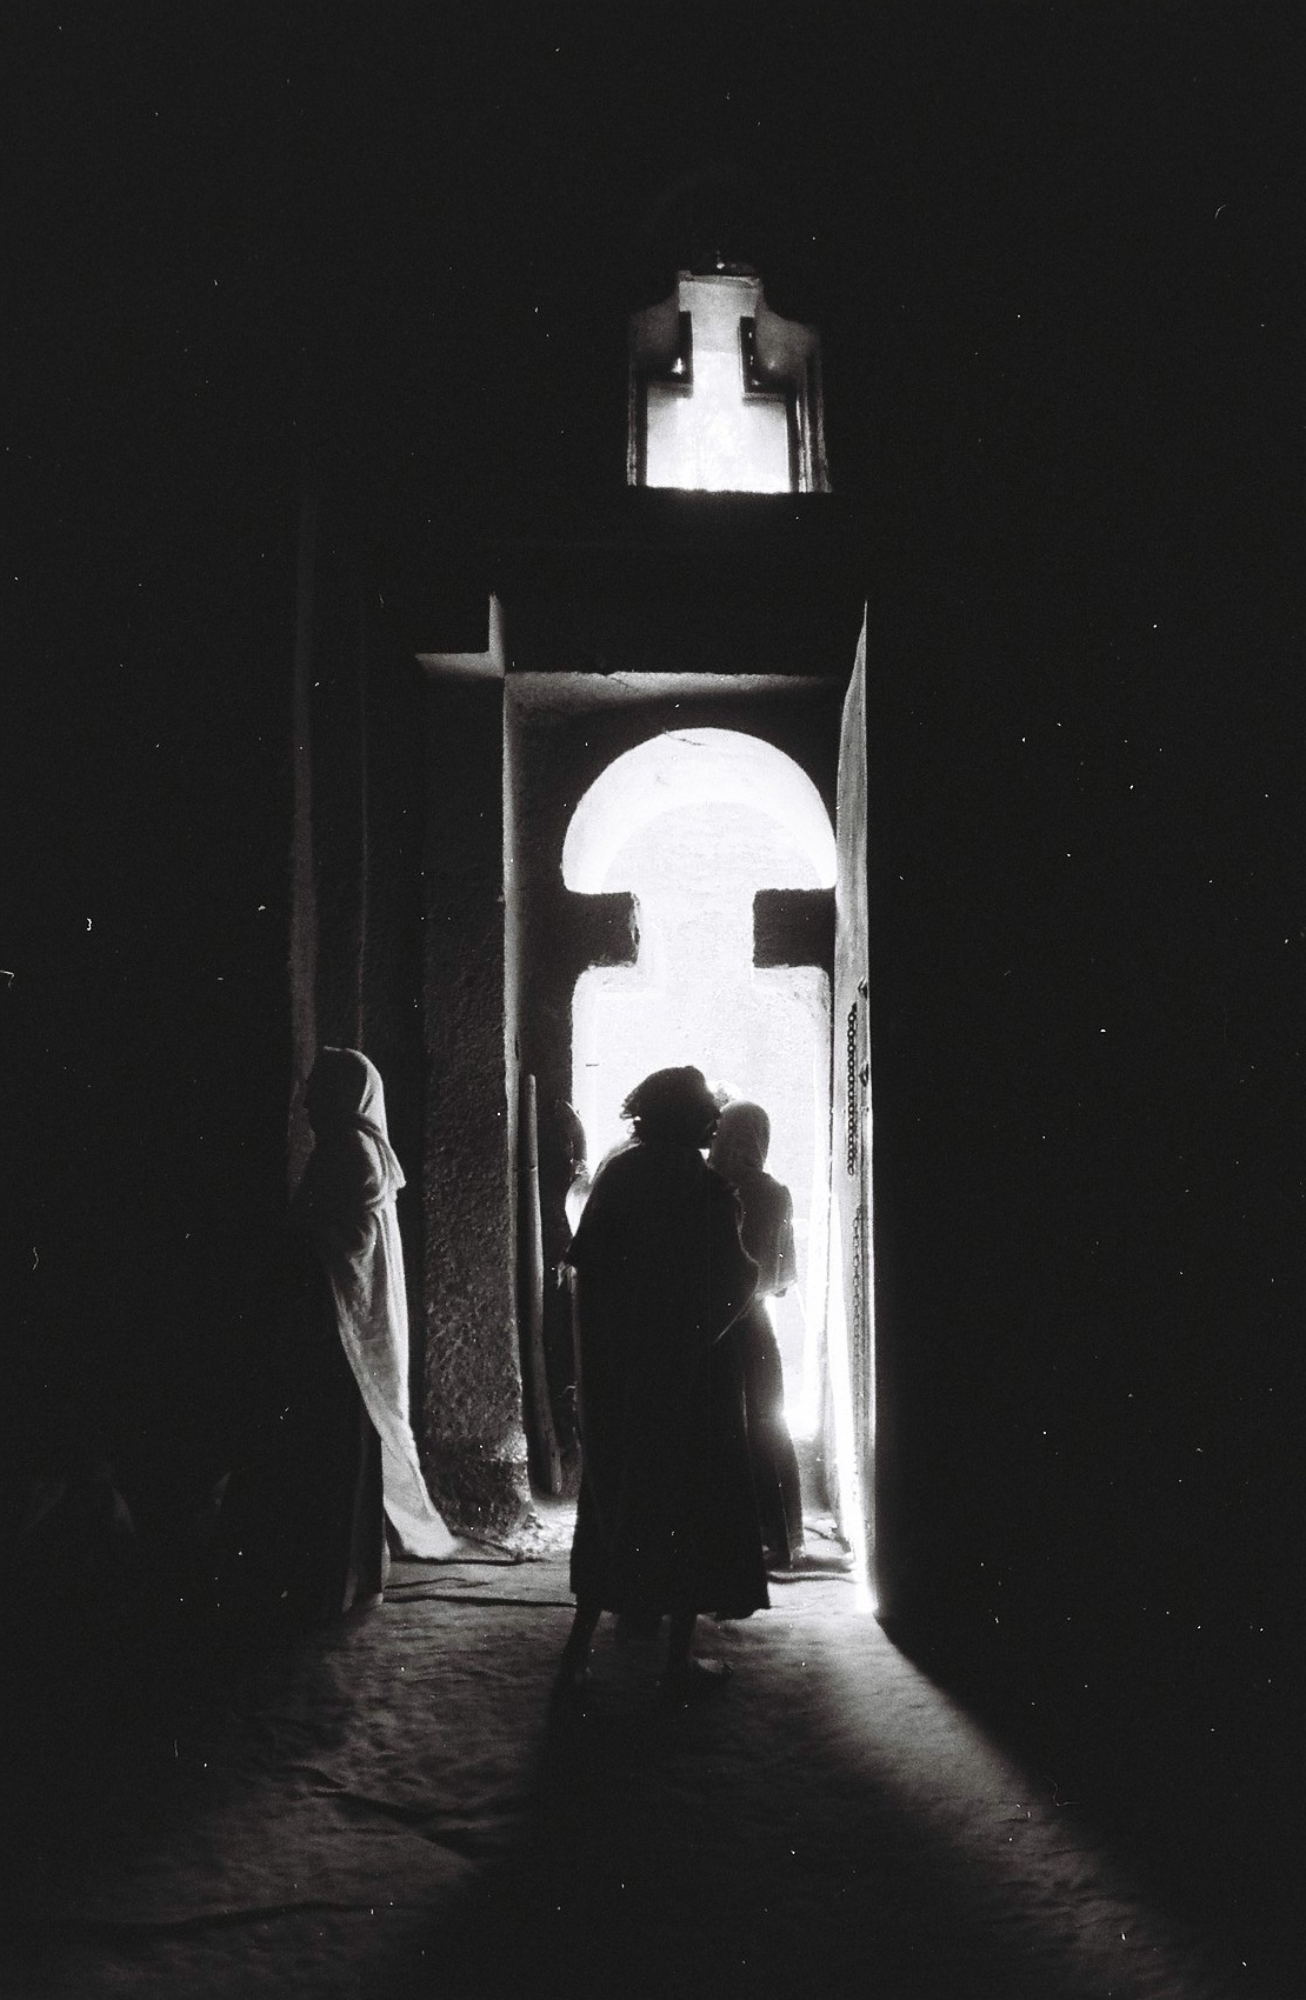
left=563, top=727, right=837, bottom=893
left=564, top=725, right=836, bottom=1433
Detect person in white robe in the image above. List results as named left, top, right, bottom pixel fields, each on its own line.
left=292, top=1047, right=459, bottom=1573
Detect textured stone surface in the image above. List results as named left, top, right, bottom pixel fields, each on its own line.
left=420, top=676, right=530, bottom=1534
left=2, top=1548, right=1266, bottom=2000
left=753, top=885, right=835, bottom=970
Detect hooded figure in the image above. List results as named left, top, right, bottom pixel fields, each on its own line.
left=710, top=1100, right=805, bottom=1567
left=557, top=1065, right=768, bottom=1700
left=292, top=1048, right=458, bottom=1567
left=222, top=1049, right=456, bottom=1625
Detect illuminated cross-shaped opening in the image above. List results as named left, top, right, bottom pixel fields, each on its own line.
left=628, top=270, right=829, bottom=494
left=565, top=729, right=835, bottom=1431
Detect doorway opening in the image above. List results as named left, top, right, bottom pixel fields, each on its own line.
left=563, top=728, right=835, bottom=1436
left=504, top=668, right=872, bottom=1592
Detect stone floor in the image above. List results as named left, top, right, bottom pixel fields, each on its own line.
left=0, top=1513, right=1290, bottom=1999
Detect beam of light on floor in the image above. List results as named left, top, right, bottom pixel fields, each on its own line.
left=817, top=1625, right=1236, bottom=2000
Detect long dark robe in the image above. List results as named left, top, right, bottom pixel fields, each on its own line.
left=566, top=1138, right=768, bottom=1622
left=729, top=1168, right=805, bottom=1566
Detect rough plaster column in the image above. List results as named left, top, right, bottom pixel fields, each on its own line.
left=420, top=672, right=529, bottom=1533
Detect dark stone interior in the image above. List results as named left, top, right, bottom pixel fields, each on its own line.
left=2, top=9, right=1296, bottom=1989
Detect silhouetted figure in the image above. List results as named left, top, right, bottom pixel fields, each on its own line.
left=710, top=1100, right=805, bottom=1567
left=537, top=1097, right=590, bottom=1485
left=557, top=1065, right=766, bottom=1701
left=220, top=1048, right=456, bottom=1625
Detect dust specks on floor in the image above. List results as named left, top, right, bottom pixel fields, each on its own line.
left=0, top=1542, right=1280, bottom=2000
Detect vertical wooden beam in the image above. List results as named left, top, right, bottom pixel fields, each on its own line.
left=518, top=1072, right=563, bottom=1494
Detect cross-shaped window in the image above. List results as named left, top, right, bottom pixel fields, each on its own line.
left=627, top=269, right=829, bottom=494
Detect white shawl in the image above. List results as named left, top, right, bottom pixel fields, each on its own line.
left=294, top=1048, right=458, bottom=1559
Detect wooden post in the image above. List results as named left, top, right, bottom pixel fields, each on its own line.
left=518, top=1072, right=563, bottom=1494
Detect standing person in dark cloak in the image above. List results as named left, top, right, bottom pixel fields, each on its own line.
left=557, top=1065, right=768, bottom=1701
left=221, top=1048, right=458, bottom=1625
left=710, top=1100, right=806, bottom=1569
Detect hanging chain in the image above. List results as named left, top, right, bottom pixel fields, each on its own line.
left=846, top=999, right=860, bottom=1174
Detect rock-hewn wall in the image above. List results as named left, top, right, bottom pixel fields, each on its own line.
left=419, top=674, right=529, bottom=1533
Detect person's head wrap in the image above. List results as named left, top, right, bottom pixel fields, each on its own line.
left=709, top=1099, right=771, bottom=1182
left=547, top=1098, right=588, bottom=1179
left=620, top=1065, right=720, bottom=1149
left=300, top=1047, right=405, bottom=1207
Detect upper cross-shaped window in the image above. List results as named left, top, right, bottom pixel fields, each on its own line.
left=627, top=267, right=829, bottom=494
